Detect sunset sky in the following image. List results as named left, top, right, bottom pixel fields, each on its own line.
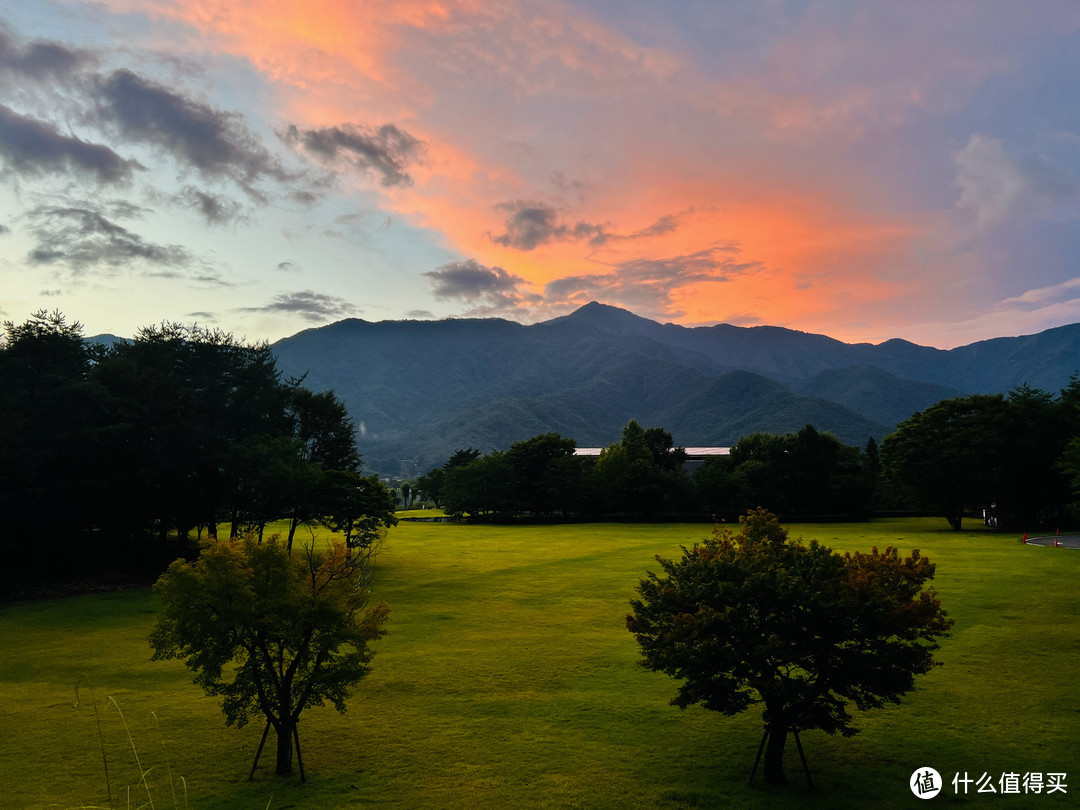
left=2, top=1, right=1080, bottom=348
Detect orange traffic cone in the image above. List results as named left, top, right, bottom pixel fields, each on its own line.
left=1022, top=533, right=1028, bottom=544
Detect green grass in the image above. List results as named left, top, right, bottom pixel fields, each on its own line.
left=1, top=518, right=1078, bottom=808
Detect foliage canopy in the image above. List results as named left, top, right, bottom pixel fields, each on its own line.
left=627, top=508, right=952, bottom=785
left=149, top=535, right=389, bottom=779
left=695, top=425, right=872, bottom=519
left=0, top=310, right=393, bottom=588
left=882, top=385, right=1080, bottom=530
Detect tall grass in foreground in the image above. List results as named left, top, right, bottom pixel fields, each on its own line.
left=67, top=684, right=188, bottom=810
left=1, top=518, right=1078, bottom=808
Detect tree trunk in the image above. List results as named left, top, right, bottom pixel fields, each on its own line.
left=946, top=510, right=962, bottom=531
left=763, top=721, right=788, bottom=785
left=287, top=513, right=300, bottom=552
left=275, top=721, right=294, bottom=776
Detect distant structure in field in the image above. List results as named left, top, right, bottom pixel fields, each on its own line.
left=574, top=446, right=730, bottom=476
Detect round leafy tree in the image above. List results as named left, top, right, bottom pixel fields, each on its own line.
left=150, top=535, right=389, bottom=779
left=626, top=508, right=952, bottom=785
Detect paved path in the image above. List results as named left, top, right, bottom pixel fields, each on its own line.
left=1024, top=535, right=1080, bottom=549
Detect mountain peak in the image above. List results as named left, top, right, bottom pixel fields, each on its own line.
left=269, top=304, right=1080, bottom=474
left=544, top=301, right=660, bottom=333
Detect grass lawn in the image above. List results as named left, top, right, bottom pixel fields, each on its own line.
left=1, top=517, right=1077, bottom=808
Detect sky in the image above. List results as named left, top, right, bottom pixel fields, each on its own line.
left=1, top=1, right=1080, bottom=349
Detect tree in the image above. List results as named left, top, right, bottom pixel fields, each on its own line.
left=882, top=395, right=1009, bottom=530
left=150, top=535, right=389, bottom=779
left=722, top=433, right=791, bottom=514
left=695, top=428, right=871, bottom=520
left=320, top=471, right=399, bottom=549
left=1, top=309, right=93, bottom=385
left=415, top=468, right=445, bottom=508
left=642, top=425, right=688, bottom=471
left=0, top=311, right=387, bottom=593
left=863, top=437, right=883, bottom=506
left=0, top=311, right=105, bottom=564
left=504, top=432, right=580, bottom=517
left=626, top=509, right=952, bottom=785
left=594, top=420, right=688, bottom=517
left=100, top=322, right=291, bottom=540
left=442, top=451, right=515, bottom=519
left=228, top=434, right=303, bottom=541
left=283, top=386, right=362, bottom=549
left=1058, top=373, right=1080, bottom=432
left=445, top=448, right=482, bottom=469
left=415, top=449, right=479, bottom=511
left=997, top=385, right=1067, bottom=527
left=1059, top=436, right=1080, bottom=514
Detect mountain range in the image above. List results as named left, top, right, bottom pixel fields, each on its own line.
left=265, top=302, right=1080, bottom=476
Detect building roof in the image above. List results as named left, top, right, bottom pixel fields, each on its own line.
left=573, top=447, right=730, bottom=457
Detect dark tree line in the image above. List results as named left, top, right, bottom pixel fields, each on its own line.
left=696, top=425, right=875, bottom=521
left=421, top=381, right=1080, bottom=530
left=0, top=311, right=395, bottom=586
left=418, top=420, right=876, bottom=522
left=882, top=382, right=1080, bottom=530
left=426, top=421, right=694, bottom=520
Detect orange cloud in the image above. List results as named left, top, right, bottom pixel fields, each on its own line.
left=93, top=0, right=932, bottom=343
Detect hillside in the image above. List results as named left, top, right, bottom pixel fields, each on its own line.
left=271, top=302, right=1080, bottom=475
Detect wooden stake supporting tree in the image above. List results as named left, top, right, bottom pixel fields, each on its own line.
left=150, top=534, right=389, bottom=779
left=627, top=508, right=953, bottom=786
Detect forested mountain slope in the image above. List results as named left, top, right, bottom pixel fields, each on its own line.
left=270, top=302, right=1080, bottom=474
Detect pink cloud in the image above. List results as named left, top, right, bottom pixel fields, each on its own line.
left=74, top=1, right=1080, bottom=346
